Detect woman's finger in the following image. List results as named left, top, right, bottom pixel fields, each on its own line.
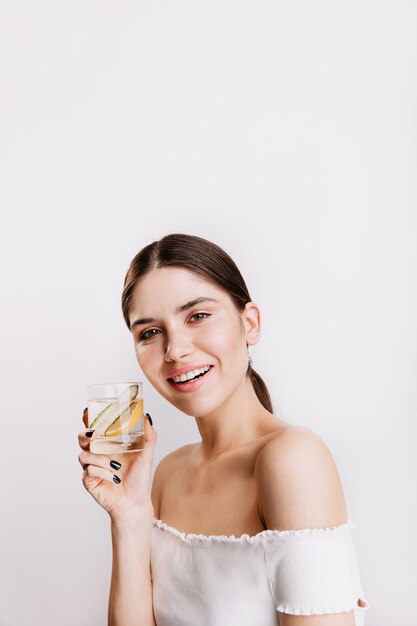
left=78, top=449, right=122, bottom=472
left=82, top=407, right=88, bottom=429
left=82, top=463, right=121, bottom=487
left=78, top=427, right=99, bottom=451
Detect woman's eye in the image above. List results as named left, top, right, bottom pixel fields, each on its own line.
left=139, top=328, right=160, bottom=342
left=138, top=312, right=211, bottom=342
left=189, top=312, right=210, bottom=322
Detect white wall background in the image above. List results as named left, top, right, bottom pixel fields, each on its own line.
left=1, top=2, right=416, bottom=625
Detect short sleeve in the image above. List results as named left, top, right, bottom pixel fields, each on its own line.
left=261, top=520, right=370, bottom=622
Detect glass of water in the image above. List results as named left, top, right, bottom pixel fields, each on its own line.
left=86, top=382, right=144, bottom=454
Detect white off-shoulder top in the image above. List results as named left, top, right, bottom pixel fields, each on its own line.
left=150, top=517, right=370, bottom=626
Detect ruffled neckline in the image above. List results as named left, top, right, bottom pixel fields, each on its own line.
left=152, top=517, right=356, bottom=545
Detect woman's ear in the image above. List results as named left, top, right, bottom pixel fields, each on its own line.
left=241, top=302, right=261, bottom=347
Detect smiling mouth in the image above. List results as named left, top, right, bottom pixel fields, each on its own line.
left=168, top=365, right=213, bottom=385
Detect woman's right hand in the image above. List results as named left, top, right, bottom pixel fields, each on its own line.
left=78, top=408, right=157, bottom=522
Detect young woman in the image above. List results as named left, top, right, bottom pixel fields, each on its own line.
left=78, top=233, right=369, bottom=626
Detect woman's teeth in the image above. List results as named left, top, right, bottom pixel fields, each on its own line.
left=171, top=365, right=212, bottom=384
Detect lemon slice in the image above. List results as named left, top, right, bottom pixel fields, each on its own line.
left=104, top=399, right=144, bottom=437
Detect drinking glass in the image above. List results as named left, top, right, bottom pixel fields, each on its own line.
left=86, top=382, right=144, bottom=454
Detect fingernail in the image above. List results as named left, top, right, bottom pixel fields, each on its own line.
left=113, top=475, right=121, bottom=484
left=86, top=430, right=95, bottom=438
left=146, top=413, right=153, bottom=426
left=110, top=460, right=121, bottom=470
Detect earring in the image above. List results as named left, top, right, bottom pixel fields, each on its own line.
left=248, top=347, right=253, bottom=368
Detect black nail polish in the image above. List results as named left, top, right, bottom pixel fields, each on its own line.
left=113, top=475, right=121, bottom=484
left=110, top=460, right=121, bottom=470
left=86, top=430, right=95, bottom=438
left=146, top=413, right=153, bottom=426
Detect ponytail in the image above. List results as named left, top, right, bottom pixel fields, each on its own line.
left=247, top=364, right=273, bottom=413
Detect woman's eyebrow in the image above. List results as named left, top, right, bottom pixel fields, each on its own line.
left=129, top=297, right=219, bottom=331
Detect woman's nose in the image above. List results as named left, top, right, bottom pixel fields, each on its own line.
left=164, top=336, right=193, bottom=362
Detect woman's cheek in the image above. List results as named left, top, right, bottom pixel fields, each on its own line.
left=203, top=319, right=240, bottom=354
left=134, top=344, right=153, bottom=378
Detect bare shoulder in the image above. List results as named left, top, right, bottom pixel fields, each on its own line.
left=256, top=425, right=331, bottom=464
left=151, top=443, right=196, bottom=517
left=255, top=426, right=349, bottom=530
left=159, top=442, right=197, bottom=464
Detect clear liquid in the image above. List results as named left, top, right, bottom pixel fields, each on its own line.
left=88, top=398, right=145, bottom=454
left=90, top=430, right=145, bottom=454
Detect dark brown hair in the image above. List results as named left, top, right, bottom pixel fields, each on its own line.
left=121, top=233, right=273, bottom=413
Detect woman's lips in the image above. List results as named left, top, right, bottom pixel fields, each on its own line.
left=168, top=365, right=214, bottom=393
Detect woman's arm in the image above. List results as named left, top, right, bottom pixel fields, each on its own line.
left=277, top=612, right=355, bottom=626
left=108, top=503, right=156, bottom=626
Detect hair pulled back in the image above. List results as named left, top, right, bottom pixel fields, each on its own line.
left=121, top=233, right=273, bottom=413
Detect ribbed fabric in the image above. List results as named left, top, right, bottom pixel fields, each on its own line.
left=150, top=517, right=369, bottom=626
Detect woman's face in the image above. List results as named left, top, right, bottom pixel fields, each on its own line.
left=128, top=267, right=260, bottom=416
